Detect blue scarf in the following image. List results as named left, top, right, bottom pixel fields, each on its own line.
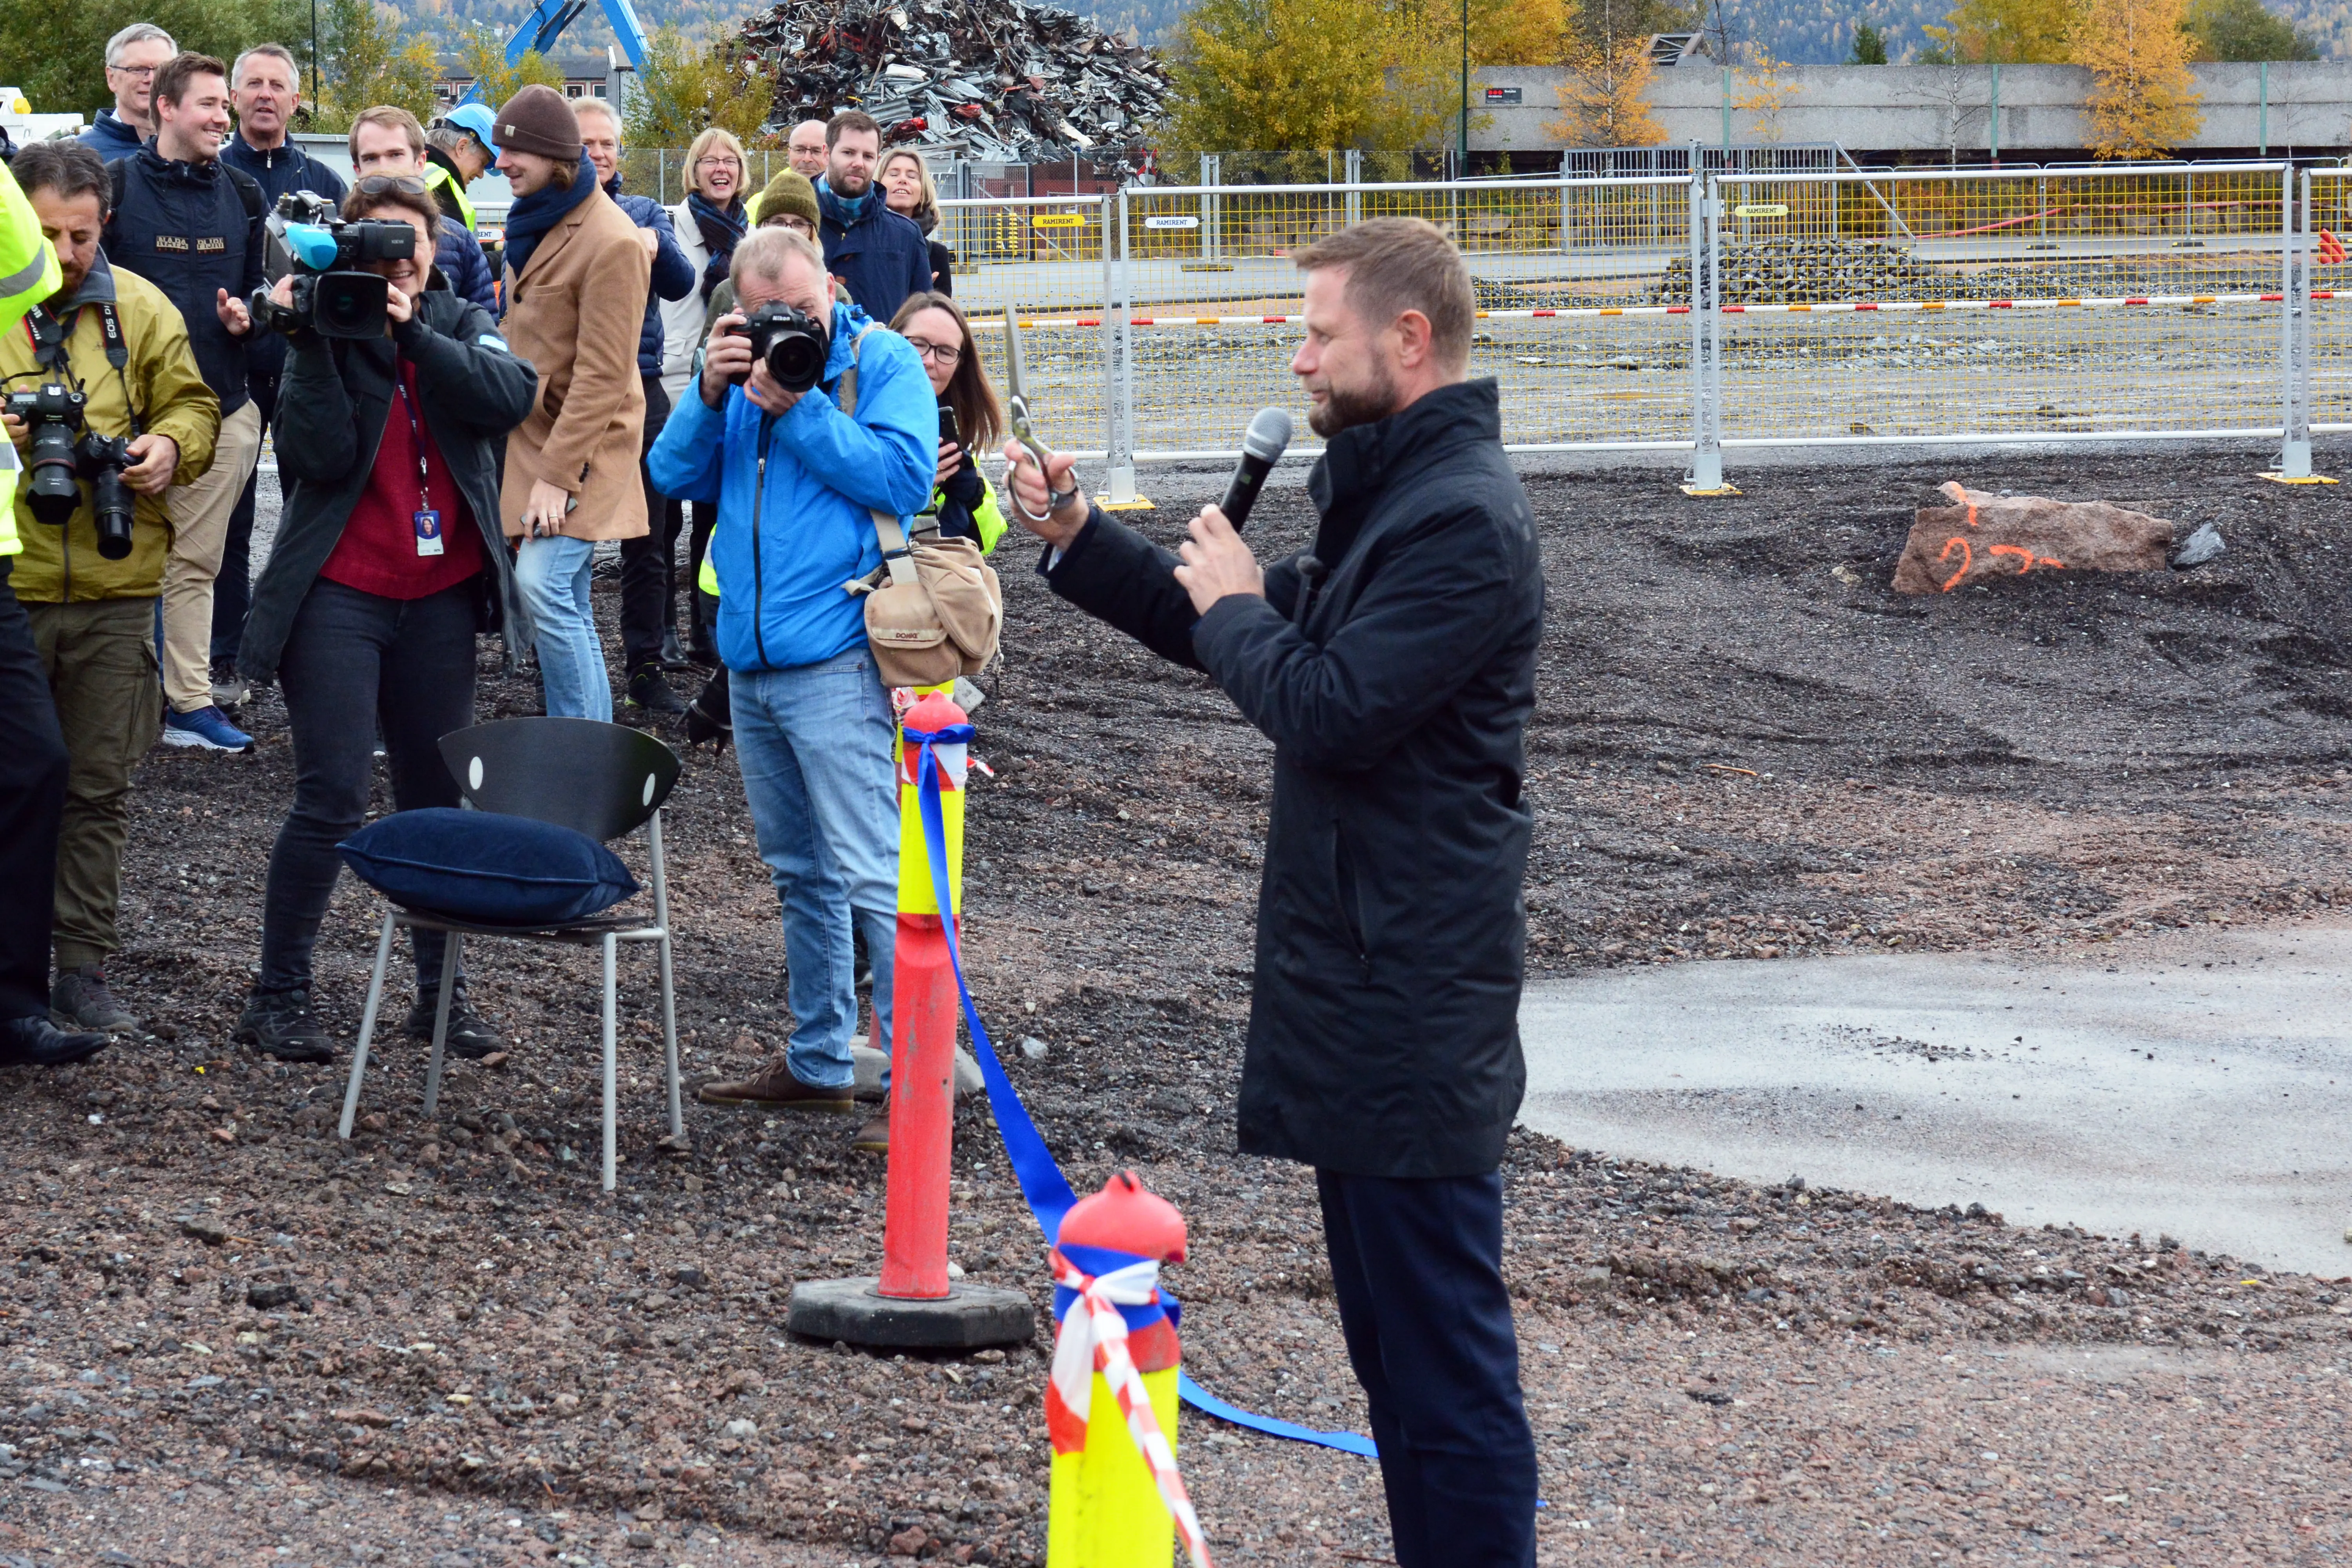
left=502, top=152, right=598, bottom=280
left=816, top=177, right=870, bottom=230
left=685, top=189, right=747, bottom=301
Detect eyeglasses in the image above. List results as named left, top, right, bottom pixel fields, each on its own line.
left=356, top=174, right=429, bottom=196
left=109, top=63, right=159, bottom=77
left=695, top=156, right=742, bottom=171
left=904, top=337, right=962, bottom=367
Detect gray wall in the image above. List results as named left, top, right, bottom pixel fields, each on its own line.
left=1471, top=62, right=2352, bottom=158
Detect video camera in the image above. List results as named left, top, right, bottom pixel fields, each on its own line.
left=4, top=381, right=136, bottom=559
left=247, top=191, right=416, bottom=340
left=728, top=301, right=830, bottom=394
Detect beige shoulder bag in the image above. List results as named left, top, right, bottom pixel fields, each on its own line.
left=838, top=331, right=1003, bottom=689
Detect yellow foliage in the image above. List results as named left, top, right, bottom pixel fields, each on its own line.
left=457, top=31, right=567, bottom=113
left=2069, top=0, right=2203, bottom=157
left=1550, top=32, right=1663, bottom=146
left=309, top=0, right=439, bottom=133
left=1924, top=0, right=2084, bottom=62
left=1729, top=44, right=1800, bottom=143
left=627, top=25, right=777, bottom=158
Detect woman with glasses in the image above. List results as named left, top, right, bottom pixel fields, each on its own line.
left=886, top=291, right=1002, bottom=552
left=661, top=127, right=748, bottom=667
left=878, top=149, right=953, bottom=295
left=229, top=176, right=538, bottom=1064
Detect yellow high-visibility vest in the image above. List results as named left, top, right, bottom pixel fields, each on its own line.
left=422, top=160, right=478, bottom=236
left=0, top=163, right=64, bottom=552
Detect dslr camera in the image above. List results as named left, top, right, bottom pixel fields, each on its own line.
left=3, top=381, right=137, bottom=559
left=730, top=301, right=830, bottom=394
left=248, top=191, right=416, bottom=339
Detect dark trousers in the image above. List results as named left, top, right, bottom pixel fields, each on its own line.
left=681, top=496, right=717, bottom=659
left=0, top=565, right=70, bottom=1021
left=213, top=372, right=278, bottom=665
left=1318, top=1168, right=1538, bottom=1568
left=259, top=578, right=476, bottom=998
left=619, top=372, right=677, bottom=673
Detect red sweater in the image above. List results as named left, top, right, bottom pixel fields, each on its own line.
left=319, top=356, right=483, bottom=600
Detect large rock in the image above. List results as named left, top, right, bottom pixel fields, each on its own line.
left=850, top=1038, right=985, bottom=1102
left=1892, top=481, right=2173, bottom=596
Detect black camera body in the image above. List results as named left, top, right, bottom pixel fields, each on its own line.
left=249, top=191, right=418, bottom=340
left=4, top=381, right=138, bottom=558
left=732, top=301, right=830, bottom=394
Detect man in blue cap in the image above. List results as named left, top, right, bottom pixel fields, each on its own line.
left=424, top=103, right=499, bottom=272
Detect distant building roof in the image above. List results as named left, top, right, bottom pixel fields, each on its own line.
left=1649, top=33, right=1716, bottom=66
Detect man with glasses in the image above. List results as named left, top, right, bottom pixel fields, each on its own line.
left=348, top=106, right=496, bottom=314
left=422, top=104, right=499, bottom=270
left=80, top=23, right=176, bottom=158
left=786, top=120, right=829, bottom=182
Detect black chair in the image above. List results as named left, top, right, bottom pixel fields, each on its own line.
left=334, top=718, right=683, bottom=1191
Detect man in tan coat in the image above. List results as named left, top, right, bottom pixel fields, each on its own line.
left=492, top=84, right=650, bottom=720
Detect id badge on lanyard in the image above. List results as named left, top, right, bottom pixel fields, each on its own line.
left=396, top=373, right=441, bottom=556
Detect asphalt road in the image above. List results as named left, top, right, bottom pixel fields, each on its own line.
left=1519, top=922, right=2352, bottom=1275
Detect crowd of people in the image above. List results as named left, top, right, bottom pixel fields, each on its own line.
left=0, top=26, right=1000, bottom=1159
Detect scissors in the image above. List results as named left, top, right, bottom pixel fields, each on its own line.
left=1002, top=303, right=1078, bottom=524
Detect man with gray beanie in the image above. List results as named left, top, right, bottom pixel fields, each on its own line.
left=492, top=84, right=650, bottom=722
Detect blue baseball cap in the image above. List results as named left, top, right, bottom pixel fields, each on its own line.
left=443, top=102, right=499, bottom=151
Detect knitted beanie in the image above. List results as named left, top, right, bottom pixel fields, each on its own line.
left=493, top=85, right=581, bottom=161
left=751, top=169, right=822, bottom=232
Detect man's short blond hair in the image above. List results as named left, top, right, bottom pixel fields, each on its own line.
left=572, top=96, right=619, bottom=132
left=1294, top=218, right=1474, bottom=372
left=732, top=225, right=828, bottom=293
left=348, top=104, right=424, bottom=163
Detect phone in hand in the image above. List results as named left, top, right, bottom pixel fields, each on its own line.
left=938, top=405, right=959, bottom=446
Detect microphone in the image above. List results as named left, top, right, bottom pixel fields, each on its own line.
left=1217, top=407, right=1293, bottom=531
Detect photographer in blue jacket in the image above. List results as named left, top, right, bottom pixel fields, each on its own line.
left=648, top=225, right=933, bottom=1156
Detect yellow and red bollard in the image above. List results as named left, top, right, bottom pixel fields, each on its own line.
left=784, top=689, right=1031, bottom=1347
left=1047, top=1172, right=1212, bottom=1568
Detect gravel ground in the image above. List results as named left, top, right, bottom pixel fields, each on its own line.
left=5, top=451, right=2352, bottom=1566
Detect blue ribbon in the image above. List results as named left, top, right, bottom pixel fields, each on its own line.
left=907, top=725, right=1379, bottom=1461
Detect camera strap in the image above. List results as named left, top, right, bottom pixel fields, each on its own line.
left=24, top=300, right=140, bottom=435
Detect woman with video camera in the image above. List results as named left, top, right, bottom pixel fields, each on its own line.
left=229, top=175, right=539, bottom=1064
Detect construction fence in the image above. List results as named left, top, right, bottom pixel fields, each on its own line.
left=639, top=155, right=2350, bottom=489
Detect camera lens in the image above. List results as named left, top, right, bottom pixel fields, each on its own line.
left=314, top=271, right=391, bottom=338
left=87, top=470, right=135, bottom=560
left=24, top=434, right=82, bottom=527
left=768, top=332, right=827, bottom=394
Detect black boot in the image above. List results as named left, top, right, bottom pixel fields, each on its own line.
left=660, top=626, right=691, bottom=672
left=626, top=663, right=687, bottom=716
left=684, top=667, right=731, bottom=750
left=0, top=1016, right=110, bottom=1067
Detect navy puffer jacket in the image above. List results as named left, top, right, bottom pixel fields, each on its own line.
left=604, top=182, right=694, bottom=376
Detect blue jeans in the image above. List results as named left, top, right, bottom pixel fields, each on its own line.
left=731, top=646, right=898, bottom=1090
left=514, top=534, right=610, bottom=720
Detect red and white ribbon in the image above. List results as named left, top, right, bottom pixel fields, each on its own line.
left=1047, top=1250, right=1214, bottom=1568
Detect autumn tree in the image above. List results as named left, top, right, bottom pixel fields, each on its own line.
left=455, top=28, right=566, bottom=115
left=2070, top=0, right=2202, bottom=157
left=1553, top=33, right=1664, bottom=145
left=1729, top=43, right=1800, bottom=141
left=626, top=26, right=777, bottom=156
left=309, top=0, right=440, bottom=132
left=1924, top=0, right=2083, bottom=63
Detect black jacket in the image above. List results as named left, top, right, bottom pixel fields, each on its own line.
left=103, top=146, right=266, bottom=416
left=1046, top=378, right=1544, bottom=1178
left=239, top=285, right=539, bottom=684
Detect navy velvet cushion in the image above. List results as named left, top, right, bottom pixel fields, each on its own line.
left=338, top=808, right=639, bottom=925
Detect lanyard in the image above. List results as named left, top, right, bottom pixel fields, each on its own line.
left=392, top=362, right=429, bottom=511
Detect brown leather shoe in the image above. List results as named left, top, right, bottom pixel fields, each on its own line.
left=697, top=1055, right=855, bottom=1112
left=853, top=1107, right=889, bottom=1154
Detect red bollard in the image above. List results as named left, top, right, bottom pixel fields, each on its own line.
left=786, top=692, right=1031, bottom=1347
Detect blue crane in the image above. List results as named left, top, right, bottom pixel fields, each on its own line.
left=457, top=0, right=652, bottom=102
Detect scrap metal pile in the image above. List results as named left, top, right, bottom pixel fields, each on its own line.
left=734, top=0, right=1170, bottom=168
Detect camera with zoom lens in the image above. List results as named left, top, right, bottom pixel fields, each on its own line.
left=248, top=190, right=417, bottom=340
left=730, top=301, right=830, bottom=393
left=4, top=381, right=138, bottom=560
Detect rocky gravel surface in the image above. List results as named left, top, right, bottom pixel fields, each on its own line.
left=5, top=452, right=2351, bottom=1566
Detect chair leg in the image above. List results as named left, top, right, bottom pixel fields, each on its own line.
left=601, top=932, right=619, bottom=1194
left=421, top=932, right=461, bottom=1119
left=338, top=912, right=397, bottom=1139
left=658, top=933, right=682, bottom=1139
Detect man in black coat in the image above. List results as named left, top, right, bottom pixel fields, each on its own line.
left=1002, top=216, right=1544, bottom=1568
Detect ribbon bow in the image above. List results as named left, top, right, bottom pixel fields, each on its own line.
left=1047, top=1247, right=1214, bottom=1568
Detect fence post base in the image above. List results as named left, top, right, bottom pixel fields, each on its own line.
left=1100, top=464, right=1153, bottom=509
left=2259, top=443, right=2336, bottom=485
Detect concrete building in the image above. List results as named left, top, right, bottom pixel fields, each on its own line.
left=1471, top=61, right=2352, bottom=165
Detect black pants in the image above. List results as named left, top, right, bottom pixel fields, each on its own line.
left=1318, top=1168, right=1537, bottom=1568
left=213, top=372, right=278, bottom=665
left=681, top=495, right=717, bottom=658
left=0, top=564, right=70, bottom=1021
left=619, top=372, right=677, bottom=673
left=259, top=578, right=476, bottom=998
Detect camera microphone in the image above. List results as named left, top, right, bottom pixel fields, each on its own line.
left=1217, top=407, right=1293, bottom=531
